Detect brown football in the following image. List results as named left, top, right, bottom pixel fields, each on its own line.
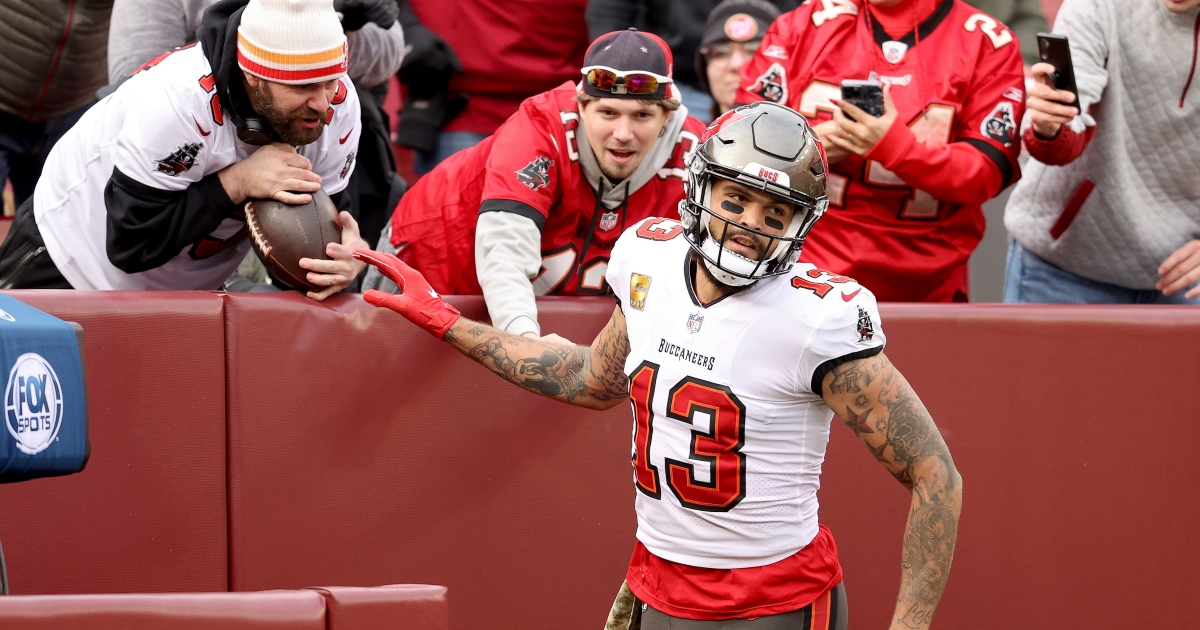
left=244, top=190, right=341, bottom=293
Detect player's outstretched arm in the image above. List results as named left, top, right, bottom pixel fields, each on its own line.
left=440, top=306, right=631, bottom=410
left=353, top=249, right=631, bottom=410
left=821, top=353, right=962, bottom=630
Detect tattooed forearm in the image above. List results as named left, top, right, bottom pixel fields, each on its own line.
left=894, top=462, right=960, bottom=630
left=470, top=337, right=588, bottom=399
left=823, top=353, right=961, bottom=630
left=441, top=307, right=632, bottom=410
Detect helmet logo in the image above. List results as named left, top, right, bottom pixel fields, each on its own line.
left=744, top=162, right=790, bottom=187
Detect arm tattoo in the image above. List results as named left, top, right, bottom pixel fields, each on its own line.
left=826, top=354, right=962, bottom=630
left=470, top=338, right=588, bottom=399
left=588, top=315, right=631, bottom=401
left=445, top=308, right=632, bottom=408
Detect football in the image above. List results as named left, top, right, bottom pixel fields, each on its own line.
left=244, top=190, right=341, bottom=293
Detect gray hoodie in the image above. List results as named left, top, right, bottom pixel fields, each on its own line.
left=1003, top=0, right=1200, bottom=289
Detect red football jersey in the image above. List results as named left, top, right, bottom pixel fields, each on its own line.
left=409, top=0, right=589, bottom=135
left=737, top=0, right=1025, bottom=301
left=389, top=82, right=706, bottom=295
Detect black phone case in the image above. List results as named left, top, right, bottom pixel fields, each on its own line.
left=1037, top=33, right=1080, bottom=108
left=840, top=84, right=883, bottom=120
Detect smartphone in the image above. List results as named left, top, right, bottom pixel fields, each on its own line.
left=1037, top=33, right=1080, bottom=109
left=840, top=80, right=883, bottom=121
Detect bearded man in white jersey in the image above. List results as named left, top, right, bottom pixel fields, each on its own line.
left=0, top=0, right=368, bottom=298
left=354, top=102, right=962, bottom=630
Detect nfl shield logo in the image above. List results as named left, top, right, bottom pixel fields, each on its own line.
left=599, top=211, right=619, bottom=232
left=687, top=313, right=704, bottom=334
left=882, top=40, right=908, bottom=64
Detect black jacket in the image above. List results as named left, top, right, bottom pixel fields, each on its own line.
left=586, top=0, right=798, bottom=88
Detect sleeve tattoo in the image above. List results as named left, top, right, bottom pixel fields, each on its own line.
left=448, top=308, right=632, bottom=409
left=826, top=354, right=962, bottom=630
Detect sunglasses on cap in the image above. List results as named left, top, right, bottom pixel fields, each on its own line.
left=582, top=66, right=673, bottom=95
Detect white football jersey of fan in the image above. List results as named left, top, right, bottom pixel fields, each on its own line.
left=33, top=44, right=360, bottom=290
left=606, top=217, right=886, bottom=569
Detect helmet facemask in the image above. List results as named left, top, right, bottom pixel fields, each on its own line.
left=680, top=105, right=829, bottom=287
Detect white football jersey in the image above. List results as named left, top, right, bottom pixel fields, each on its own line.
left=606, top=217, right=886, bottom=569
left=33, top=44, right=361, bottom=291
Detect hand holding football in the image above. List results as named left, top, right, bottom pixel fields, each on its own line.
left=245, top=190, right=341, bottom=293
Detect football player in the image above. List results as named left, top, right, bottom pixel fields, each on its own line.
left=355, top=103, right=961, bottom=629
left=737, top=0, right=1026, bottom=302
left=363, top=29, right=707, bottom=339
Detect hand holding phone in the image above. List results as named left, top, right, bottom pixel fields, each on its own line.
left=1036, top=33, right=1080, bottom=107
left=839, top=80, right=884, bottom=122
left=1029, top=33, right=1083, bottom=138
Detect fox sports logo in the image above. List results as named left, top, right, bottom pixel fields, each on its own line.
left=4, top=353, right=64, bottom=455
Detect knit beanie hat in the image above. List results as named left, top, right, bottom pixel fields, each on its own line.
left=237, top=0, right=348, bottom=85
left=695, top=0, right=781, bottom=94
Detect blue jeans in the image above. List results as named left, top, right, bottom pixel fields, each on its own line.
left=676, top=82, right=715, bottom=125
left=0, top=103, right=92, bottom=208
left=413, top=131, right=488, bottom=176
left=1003, top=236, right=1200, bottom=304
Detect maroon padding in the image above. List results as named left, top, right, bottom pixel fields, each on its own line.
left=0, top=591, right=325, bottom=629
left=225, top=293, right=632, bottom=630
left=308, top=584, right=448, bottom=630
left=0, top=291, right=228, bottom=594
left=227, top=295, right=1200, bottom=630
left=822, top=304, right=1200, bottom=630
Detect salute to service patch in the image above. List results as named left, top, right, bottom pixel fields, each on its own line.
left=630, top=273, right=651, bottom=310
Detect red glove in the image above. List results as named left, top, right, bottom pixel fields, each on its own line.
left=352, top=249, right=461, bottom=339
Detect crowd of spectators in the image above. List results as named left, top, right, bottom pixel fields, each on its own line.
left=0, top=0, right=1196, bottom=304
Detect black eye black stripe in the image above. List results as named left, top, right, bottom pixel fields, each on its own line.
left=720, top=200, right=745, bottom=214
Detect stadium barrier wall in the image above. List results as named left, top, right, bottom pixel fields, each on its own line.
left=2, top=290, right=1198, bottom=629
left=0, top=584, right=448, bottom=630
left=0, top=291, right=229, bottom=594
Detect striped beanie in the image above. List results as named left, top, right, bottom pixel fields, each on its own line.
left=237, top=0, right=348, bottom=85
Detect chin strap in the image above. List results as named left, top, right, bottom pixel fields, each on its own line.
left=353, top=249, right=461, bottom=339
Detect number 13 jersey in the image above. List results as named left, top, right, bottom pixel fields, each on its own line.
left=607, top=218, right=886, bottom=569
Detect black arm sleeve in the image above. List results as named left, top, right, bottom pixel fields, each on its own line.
left=103, top=167, right=240, bottom=274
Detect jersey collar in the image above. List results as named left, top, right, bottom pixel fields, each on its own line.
left=867, top=0, right=954, bottom=50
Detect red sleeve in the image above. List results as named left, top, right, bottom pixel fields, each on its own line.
left=867, top=24, right=1026, bottom=205
left=480, top=99, right=565, bottom=220
left=1023, top=123, right=1096, bottom=166
left=736, top=13, right=803, bottom=106
left=866, top=123, right=1003, bottom=205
